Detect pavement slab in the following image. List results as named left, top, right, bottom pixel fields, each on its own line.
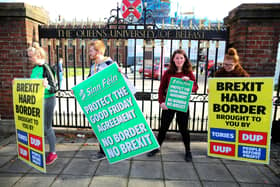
left=47, top=157, right=72, bottom=174
left=239, top=183, right=277, bottom=187
left=95, top=160, right=130, bottom=177
left=165, top=180, right=202, bottom=187
left=161, top=142, right=185, bottom=152
left=51, top=174, right=92, bottom=187
left=0, top=158, right=32, bottom=173
left=13, top=173, right=56, bottom=187
left=161, top=151, right=186, bottom=162
left=0, top=155, right=16, bottom=167
left=130, top=160, right=163, bottom=179
left=192, top=155, right=222, bottom=163
left=55, top=143, right=81, bottom=158
left=86, top=137, right=100, bottom=144
left=75, top=144, right=100, bottom=158
left=163, top=162, right=199, bottom=180
left=0, top=144, right=17, bottom=156
left=0, top=134, right=279, bottom=187
left=0, top=135, right=16, bottom=146
left=27, top=157, right=71, bottom=175
left=132, top=151, right=161, bottom=161
left=128, top=178, right=164, bottom=187
left=0, top=173, right=24, bottom=187
left=202, top=181, right=239, bottom=187
left=256, top=165, right=280, bottom=185
left=90, top=176, right=128, bottom=187
left=194, top=162, right=235, bottom=182
left=227, top=164, right=273, bottom=184
left=62, top=158, right=99, bottom=176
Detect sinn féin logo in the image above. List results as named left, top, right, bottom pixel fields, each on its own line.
left=79, top=89, right=86, bottom=101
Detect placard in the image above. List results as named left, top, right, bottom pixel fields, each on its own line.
left=208, top=78, right=274, bottom=164
left=72, top=63, right=159, bottom=164
left=165, top=77, right=193, bottom=112
left=13, top=79, right=46, bottom=172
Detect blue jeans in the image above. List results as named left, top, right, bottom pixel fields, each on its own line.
left=59, top=73, right=63, bottom=88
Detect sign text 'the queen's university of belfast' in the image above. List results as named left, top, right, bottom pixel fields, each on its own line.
left=57, top=29, right=206, bottom=40
left=38, top=28, right=227, bottom=41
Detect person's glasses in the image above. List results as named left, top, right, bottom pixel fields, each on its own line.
left=223, top=63, right=234, bottom=67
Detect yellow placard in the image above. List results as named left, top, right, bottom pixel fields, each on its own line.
left=208, top=78, right=274, bottom=164
left=13, top=79, right=46, bottom=173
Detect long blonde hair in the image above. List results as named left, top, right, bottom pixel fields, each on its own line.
left=27, top=42, right=46, bottom=59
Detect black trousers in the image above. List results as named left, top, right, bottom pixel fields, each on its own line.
left=157, top=109, right=190, bottom=152
left=99, top=144, right=104, bottom=154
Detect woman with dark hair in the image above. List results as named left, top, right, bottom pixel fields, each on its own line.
left=214, top=48, right=249, bottom=77
left=147, top=49, right=198, bottom=162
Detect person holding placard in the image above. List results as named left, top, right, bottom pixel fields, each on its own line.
left=214, top=48, right=249, bottom=77
left=87, top=40, right=113, bottom=161
left=86, top=40, right=136, bottom=161
left=27, top=42, right=57, bottom=165
left=147, top=49, right=198, bottom=162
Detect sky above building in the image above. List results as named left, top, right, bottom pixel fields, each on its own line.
left=1, top=0, right=279, bottom=22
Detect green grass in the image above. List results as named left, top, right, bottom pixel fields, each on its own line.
left=65, top=67, right=90, bottom=77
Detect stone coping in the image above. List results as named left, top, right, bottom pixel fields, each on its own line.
left=224, top=3, right=280, bottom=24
left=0, top=2, right=49, bottom=24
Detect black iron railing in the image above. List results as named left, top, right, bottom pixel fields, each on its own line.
left=39, top=4, right=230, bottom=133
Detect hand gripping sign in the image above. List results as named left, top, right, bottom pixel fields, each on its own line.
left=13, top=79, right=46, bottom=173
left=72, top=63, right=159, bottom=164
left=208, top=77, right=274, bottom=164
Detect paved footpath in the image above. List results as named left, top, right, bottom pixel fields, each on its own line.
left=0, top=134, right=280, bottom=187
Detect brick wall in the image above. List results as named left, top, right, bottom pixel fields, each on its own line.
left=0, top=3, right=48, bottom=119
left=224, top=3, right=280, bottom=77
left=0, top=17, right=27, bottom=119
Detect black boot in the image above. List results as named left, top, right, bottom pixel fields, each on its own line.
left=147, top=149, right=160, bottom=157
left=185, top=151, right=192, bottom=162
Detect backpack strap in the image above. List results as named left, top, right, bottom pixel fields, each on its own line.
left=43, top=63, right=58, bottom=93
left=43, top=63, right=55, bottom=82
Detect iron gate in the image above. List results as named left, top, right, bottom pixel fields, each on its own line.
left=38, top=5, right=231, bottom=132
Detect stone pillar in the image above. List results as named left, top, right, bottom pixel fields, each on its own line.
left=0, top=3, right=48, bottom=134
left=224, top=4, right=280, bottom=76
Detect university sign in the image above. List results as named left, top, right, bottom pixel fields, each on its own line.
left=39, top=28, right=228, bottom=40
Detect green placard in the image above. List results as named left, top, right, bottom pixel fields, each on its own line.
left=72, top=63, right=159, bottom=164
left=165, top=77, right=193, bottom=112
